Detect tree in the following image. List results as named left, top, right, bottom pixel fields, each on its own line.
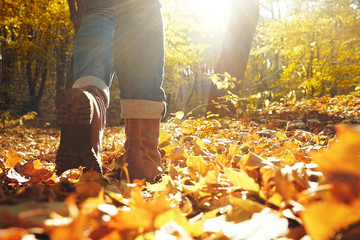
left=245, top=0, right=360, bottom=101
left=162, top=0, right=210, bottom=114
left=207, top=0, right=260, bottom=116
left=0, top=0, right=74, bottom=115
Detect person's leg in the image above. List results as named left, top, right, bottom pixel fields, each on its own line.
left=56, top=0, right=115, bottom=175
left=113, top=0, right=166, bottom=182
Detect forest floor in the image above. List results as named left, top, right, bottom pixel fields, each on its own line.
left=1, top=93, right=360, bottom=240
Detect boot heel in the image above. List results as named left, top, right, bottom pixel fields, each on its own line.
left=56, top=149, right=101, bottom=174
left=56, top=88, right=93, bottom=125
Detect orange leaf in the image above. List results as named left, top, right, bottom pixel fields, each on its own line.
left=301, top=198, right=360, bottom=240
left=14, top=162, right=52, bottom=183
left=186, top=156, right=208, bottom=177
left=0, top=227, right=28, bottom=239
left=108, top=207, right=153, bottom=231
left=312, top=125, right=360, bottom=176
left=50, top=214, right=88, bottom=240
left=5, top=148, right=23, bottom=168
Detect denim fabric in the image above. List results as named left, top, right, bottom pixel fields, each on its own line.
left=73, top=10, right=115, bottom=86
left=73, top=0, right=166, bottom=102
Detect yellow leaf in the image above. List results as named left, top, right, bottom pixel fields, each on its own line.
left=204, top=170, right=219, bottom=184
left=274, top=150, right=297, bottom=166
left=159, top=131, right=172, bottom=146
left=161, top=144, right=176, bottom=158
left=154, top=208, right=203, bottom=237
left=146, top=175, right=170, bottom=192
left=186, top=156, right=208, bottom=177
left=276, top=131, right=287, bottom=141
left=174, top=111, right=185, bottom=120
left=193, top=139, right=210, bottom=155
left=5, top=148, right=23, bottom=168
left=224, top=168, right=260, bottom=191
left=33, top=160, right=42, bottom=169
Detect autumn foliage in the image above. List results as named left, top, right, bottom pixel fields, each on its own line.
left=1, top=93, right=360, bottom=239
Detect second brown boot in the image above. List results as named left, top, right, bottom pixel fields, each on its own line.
left=120, top=118, right=163, bottom=182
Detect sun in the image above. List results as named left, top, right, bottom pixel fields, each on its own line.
left=197, top=0, right=231, bottom=20
left=195, top=0, right=232, bottom=15
left=184, top=0, right=232, bottom=31
left=162, top=0, right=232, bottom=34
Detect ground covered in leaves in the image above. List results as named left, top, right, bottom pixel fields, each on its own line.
left=1, top=93, right=360, bottom=240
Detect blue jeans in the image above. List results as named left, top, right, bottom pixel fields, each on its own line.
left=73, top=0, right=166, bottom=118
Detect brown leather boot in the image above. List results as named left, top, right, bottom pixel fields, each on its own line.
left=55, top=86, right=107, bottom=175
left=120, top=118, right=163, bottom=182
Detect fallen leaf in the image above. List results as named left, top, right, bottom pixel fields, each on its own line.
left=50, top=214, right=88, bottom=240
left=204, top=208, right=288, bottom=240
left=154, top=208, right=203, bottom=237
left=224, top=168, right=260, bottom=191
left=301, top=198, right=360, bottom=240
left=226, top=197, right=265, bottom=223
left=186, top=155, right=208, bottom=177
left=108, top=207, right=153, bottom=231
left=313, top=125, right=360, bottom=176
left=5, top=148, right=23, bottom=168
left=0, top=227, right=29, bottom=240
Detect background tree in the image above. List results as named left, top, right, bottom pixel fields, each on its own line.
left=207, top=0, right=260, bottom=116
left=245, top=0, right=360, bottom=102
left=0, top=0, right=74, bottom=117
left=1, top=0, right=360, bottom=125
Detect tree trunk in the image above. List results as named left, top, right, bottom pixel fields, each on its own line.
left=29, top=62, right=48, bottom=114
left=207, top=0, right=259, bottom=116
left=67, top=0, right=84, bottom=33
left=56, top=45, right=67, bottom=98
left=0, top=26, right=15, bottom=88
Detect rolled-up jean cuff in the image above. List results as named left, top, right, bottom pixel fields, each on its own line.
left=120, top=99, right=166, bottom=119
left=72, top=76, right=110, bottom=107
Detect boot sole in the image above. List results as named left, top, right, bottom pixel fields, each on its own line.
left=55, top=88, right=101, bottom=174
